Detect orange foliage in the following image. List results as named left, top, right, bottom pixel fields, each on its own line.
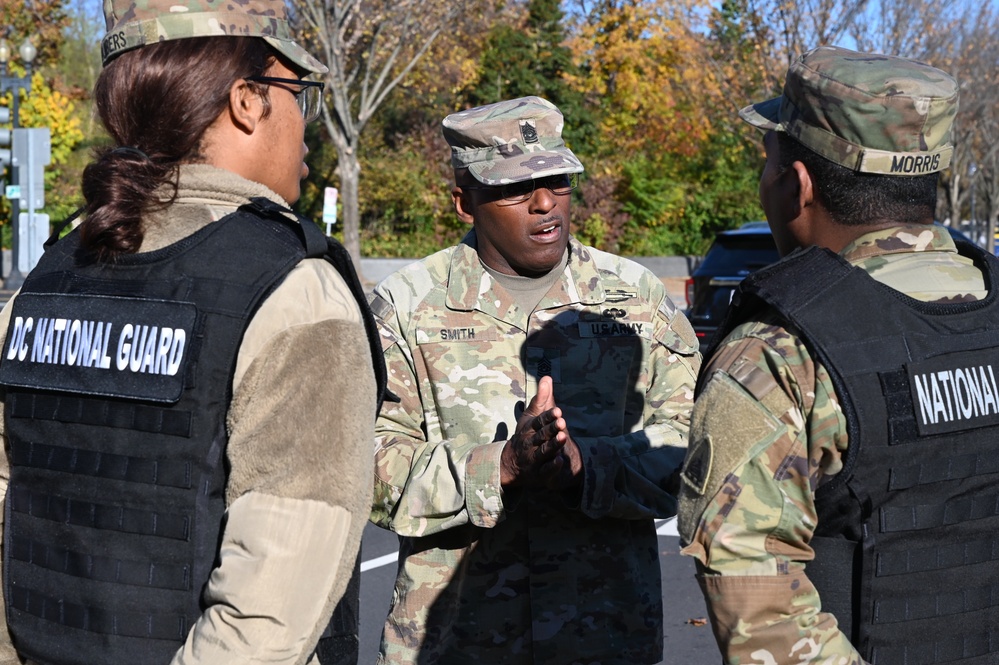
left=567, top=0, right=727, bottom=157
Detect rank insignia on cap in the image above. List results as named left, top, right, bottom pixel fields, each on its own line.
left=520, top=120, right=539, bottom=144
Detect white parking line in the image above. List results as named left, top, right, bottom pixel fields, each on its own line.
left=656, top=517, right=678, bottom=537
left=361, top=552, right=398, bottom=572
left=360, top=518, right=681, bottom=572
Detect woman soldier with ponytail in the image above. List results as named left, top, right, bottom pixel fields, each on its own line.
left=0, top=2, right=384, bottom=664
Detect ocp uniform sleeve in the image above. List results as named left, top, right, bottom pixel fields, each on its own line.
left=368, top=291, right=509, bottom=538
left=677, top=321, right=867, bottom=665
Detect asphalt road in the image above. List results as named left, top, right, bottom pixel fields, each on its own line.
left=358, top=518, right=720, bottom=665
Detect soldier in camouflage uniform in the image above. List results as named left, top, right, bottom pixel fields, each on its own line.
left=369, top=96, right=701, bottom=664
left=678, top=46, right=999, bottom=664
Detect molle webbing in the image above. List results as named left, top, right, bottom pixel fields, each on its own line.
left=8, top=587, right=189, bottom=641
left=8, top=392, right=192, bottom=438
left=713, top=243, right=999, bottom=663
left=9, top=440, right=193, bottom=489
left=8, top=536, right=191, bottom=590
left=1, top=207, right=311, bottom=665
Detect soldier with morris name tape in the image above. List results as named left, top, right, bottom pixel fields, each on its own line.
left=677, top=46, right=999, bottom=664
left=368, top=96, right=701, bottom=664
left=0, top=1, right=384, bottom=663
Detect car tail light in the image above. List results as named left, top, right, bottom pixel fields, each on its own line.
left=684, top=278, right=695, bottom=308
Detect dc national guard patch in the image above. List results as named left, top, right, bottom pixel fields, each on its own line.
left=0, top=293, right=198, bottom=403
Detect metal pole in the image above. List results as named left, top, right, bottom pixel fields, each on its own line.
left=22, top=128, right=36, bottom=273
left=4, top=69, right=25, bottom=291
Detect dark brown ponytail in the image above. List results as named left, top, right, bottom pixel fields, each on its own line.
left=81, top=37, right=274, bottom=261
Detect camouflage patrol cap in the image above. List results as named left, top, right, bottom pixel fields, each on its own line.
left=101, top=0, right=327, bottom=75
left=442, top=96, right=584, bottom=185
left=740, top=45, right=958, bottom=176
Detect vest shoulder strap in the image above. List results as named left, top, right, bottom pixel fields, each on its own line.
left=239, top=197, right=388, bottom=411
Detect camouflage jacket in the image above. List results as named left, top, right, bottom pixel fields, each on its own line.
left=369, top=231, right=700, bottom=665
left=677, top=224, right=986, bottom=664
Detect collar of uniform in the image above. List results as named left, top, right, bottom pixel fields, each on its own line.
left=168, top=164, right=290, bottom=209
left=445, top=230, right=604, bottom=312
left=141, top=164, right=292, bottom=252
left=838, top=223, right=957, bottom=265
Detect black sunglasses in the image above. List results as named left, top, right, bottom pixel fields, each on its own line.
left=462, top=173, right=579, bottom=205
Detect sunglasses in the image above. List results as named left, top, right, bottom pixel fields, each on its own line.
left=462, top=173, right=579, bottom=205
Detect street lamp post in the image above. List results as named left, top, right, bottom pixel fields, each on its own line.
left=0, top=37, right=37, bottom=291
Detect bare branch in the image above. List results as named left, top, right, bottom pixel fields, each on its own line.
left=288, top=0, right=474, bottom=265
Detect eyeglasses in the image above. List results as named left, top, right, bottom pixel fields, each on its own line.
left=244, top=76, right=325, bottom=122
left=463, top=173, right=579, bottom=205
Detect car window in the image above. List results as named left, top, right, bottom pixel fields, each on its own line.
left=697, top=235, right=780, bottom=275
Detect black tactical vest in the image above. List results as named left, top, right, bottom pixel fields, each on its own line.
left=0, top=199, right=383, bottom=665
left=707, top=242, right=999, bottom=664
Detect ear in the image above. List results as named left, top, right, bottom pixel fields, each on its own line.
left=772, top=160, right=809, bottom=223
left=451, top=186, right=475, bottom=226
left=781, top=160, right=823, bottom=246
left=227, top=79, right=264, bottom=135
left=791, top=160, right=816, bottom=211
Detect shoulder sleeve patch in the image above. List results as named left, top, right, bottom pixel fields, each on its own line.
left=655, top=307, right=699, bottom=355
left=368, top=294, right=403, bottom=352
left=657, top=294, right=677, bottom=321
left=680, top=431, right=713, bottom=496
left=679, top=371, right=785, bottom=537
left=727, top=356, right=779, bottom=402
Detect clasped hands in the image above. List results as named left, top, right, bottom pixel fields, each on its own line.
left=500, top=376, right=582, bottom=490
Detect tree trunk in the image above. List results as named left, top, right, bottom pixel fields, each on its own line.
left=339, top=147, right=363, bottom=275
left=947, top=172, right=961, bottom=226
left=295, top=0, right=464, bottom=280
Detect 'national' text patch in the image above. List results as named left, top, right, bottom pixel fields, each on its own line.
left=906, top=349, right=999, bottom=436
left=0, top=293, right=198, bottom=403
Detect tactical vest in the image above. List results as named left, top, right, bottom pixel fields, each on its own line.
left=0, top=199, right=384, bottom=665
left=709, top=243, right=999, bottom=664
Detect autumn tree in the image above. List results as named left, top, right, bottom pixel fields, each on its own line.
left=709, top=0, right=996, bottom=248
left=292, top=0, right=480, bottom=270
left=469, top=0, right=592, bottom=149
left=911, top=2, right=999, bottom=248
left=276, top=0, right=999, bottom=259
left=0, top=0, right=68, bottom=65
left=0, top=0, right=86, bottom=239
left=564, top=0, right=768, bottom=254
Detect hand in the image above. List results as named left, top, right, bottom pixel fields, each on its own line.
left=549, top=434, right=583, bottom=491
left=500, top=376, right=569, bottom=488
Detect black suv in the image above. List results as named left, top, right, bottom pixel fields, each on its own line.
left=685, top=221, right=977, bottom=352
left=685, top=222, right=777, bottom=351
